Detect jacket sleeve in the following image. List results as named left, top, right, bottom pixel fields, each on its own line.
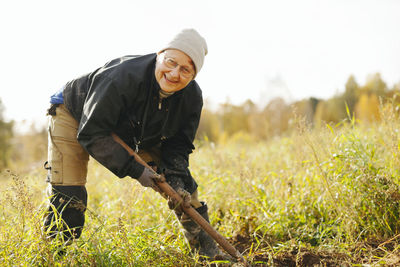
left=161, top=91, right=203, bottom=193
left=76, top=74, right=144, bottom=179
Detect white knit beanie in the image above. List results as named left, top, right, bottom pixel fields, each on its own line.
left=160, top=29, right=208, bottom=76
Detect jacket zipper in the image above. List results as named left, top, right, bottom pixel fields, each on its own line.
left=129, top=89, right=151, bottom=152
left=129, top=119, right=140, bottom=153
left=129, top=86, right=167, bottom=151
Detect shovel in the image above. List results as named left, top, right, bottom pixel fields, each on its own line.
left=111, top=133, right=247, bottom=266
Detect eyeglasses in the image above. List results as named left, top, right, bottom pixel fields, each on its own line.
left=163, top=56, right=195, bottom=79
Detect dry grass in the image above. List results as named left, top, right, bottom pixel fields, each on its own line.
left=1, top=104, right=400, bottom=266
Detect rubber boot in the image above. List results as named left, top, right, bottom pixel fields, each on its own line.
left=44, top=185, right=87, bottom=242
left=177, top=203, right=223, bottom=259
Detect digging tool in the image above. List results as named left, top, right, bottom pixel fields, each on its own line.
left=111, top=133, right=248, bottom=266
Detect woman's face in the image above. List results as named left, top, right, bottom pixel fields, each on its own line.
left=155, top=49, right=195, bottom=93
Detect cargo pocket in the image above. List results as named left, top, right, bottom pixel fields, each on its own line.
left=47, top=125, right=64, bottom=184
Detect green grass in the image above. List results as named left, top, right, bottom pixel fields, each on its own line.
left=2, top=105, right=400, bottom=266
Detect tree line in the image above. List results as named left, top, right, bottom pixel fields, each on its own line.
left=197, top=73, right=400, bottom=142
left=0, top=73, right=399, bottom=170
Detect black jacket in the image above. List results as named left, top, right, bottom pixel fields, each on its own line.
left=63, top=53, right=202, bottom=193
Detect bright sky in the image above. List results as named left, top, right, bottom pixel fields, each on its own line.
left=1, top=0, right=399, bottom=129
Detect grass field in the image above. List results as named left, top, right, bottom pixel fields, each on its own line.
left=1, top=105, right=400, bottom=266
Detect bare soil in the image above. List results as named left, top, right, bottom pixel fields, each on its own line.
left=227, top=231, right=400, bottom=266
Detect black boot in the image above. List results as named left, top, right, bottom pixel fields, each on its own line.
left=177, top=203, right=223, bottom=259
left=44, top=185, right=87, bottom=241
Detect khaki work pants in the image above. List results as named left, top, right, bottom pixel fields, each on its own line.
left=47, top=104, right=89, bottom=186
left=47, top=104, right=202, bottom=207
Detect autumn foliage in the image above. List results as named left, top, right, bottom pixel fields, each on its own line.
left=197, top=73, right=400, bottom=142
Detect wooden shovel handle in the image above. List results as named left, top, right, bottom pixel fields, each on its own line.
left=111, top=133, right=247, bottom=265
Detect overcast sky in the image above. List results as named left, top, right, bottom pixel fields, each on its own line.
left=1, top=0, right=399, bottom=128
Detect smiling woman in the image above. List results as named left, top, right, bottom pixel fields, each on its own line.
left=155, top=28, right=208, bottom=93
left=155, top=50, right=195, bottom=93
left=42, top=28, right=228, bottom=260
